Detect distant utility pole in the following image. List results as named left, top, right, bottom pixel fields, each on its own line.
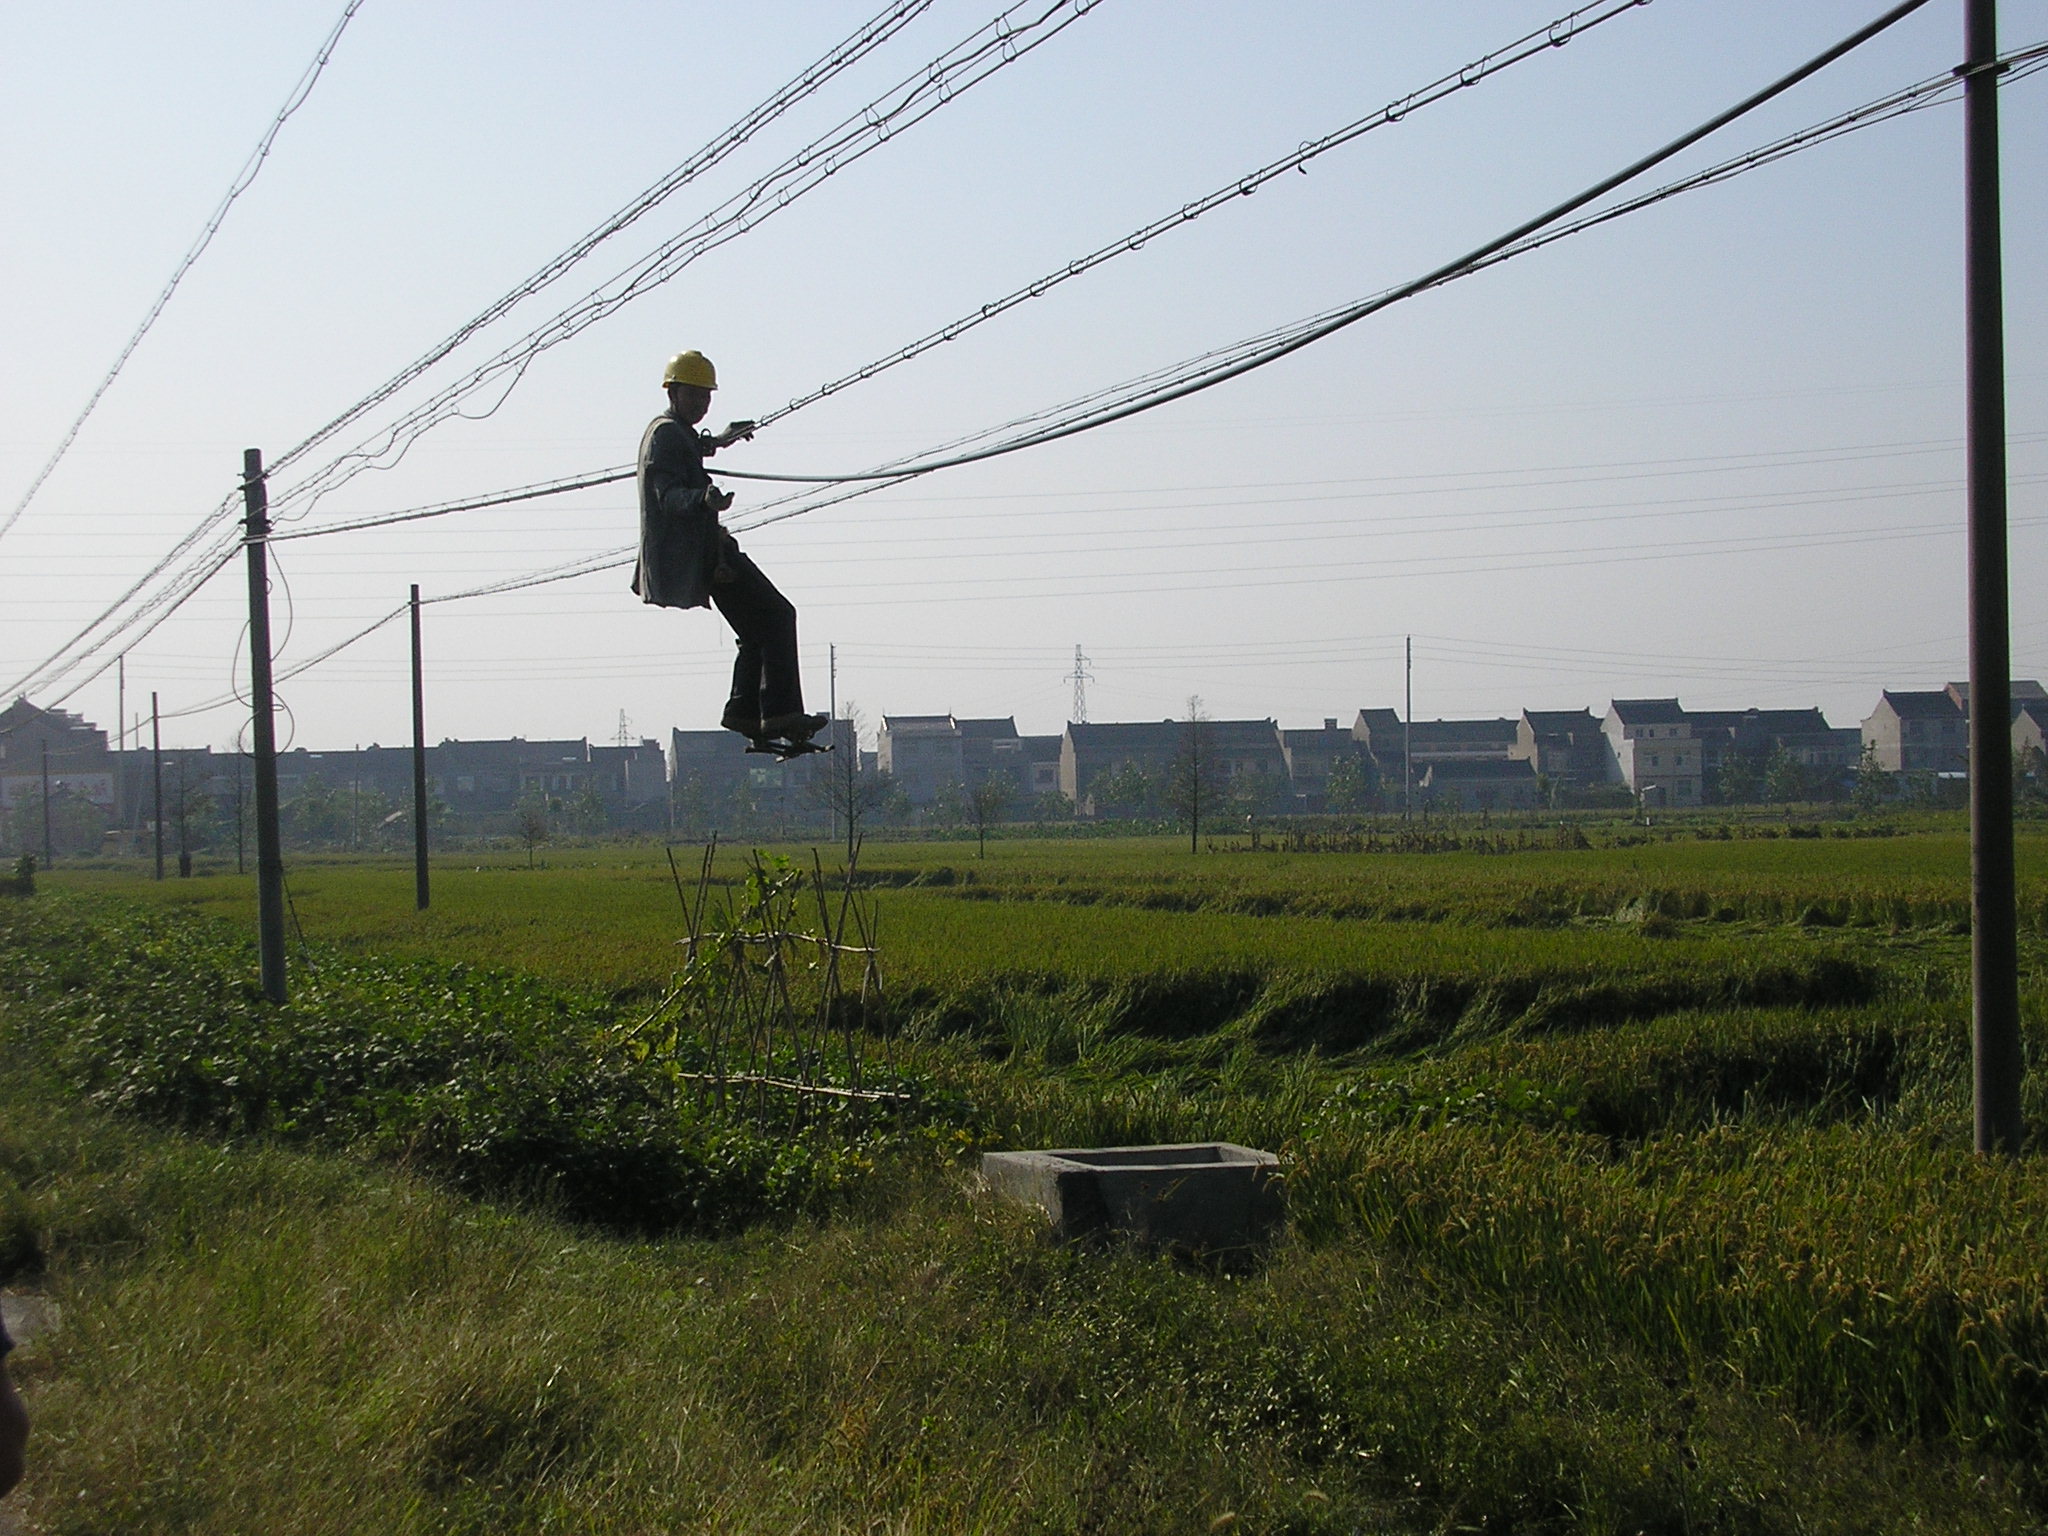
left=829, top=643, right=840, bottom=846
left=411, top=583, right=430, bottom=911
left=40, top=742, right=52, bottom=869
left=243, top=448, right=287, bottom=1004
left=151, top=693, right=164, bottom=881
left=1963, top=0, right=2021, bottom=1154
left=1403, top=636, right=1413, bottom=822
left=116, top=654, right=125, bottom=755
left=1068, top=645, right=1094, bottom=724
left=615, top=708, right=631, bottom=748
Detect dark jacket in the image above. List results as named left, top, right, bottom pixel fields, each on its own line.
left=632, top=413, right=722, bottom=611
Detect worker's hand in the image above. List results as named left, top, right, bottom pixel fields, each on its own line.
left=704, top=485, right=734, bottom=514
left=716, top=420, right=757, bottom=447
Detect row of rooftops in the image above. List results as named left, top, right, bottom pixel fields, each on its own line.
left=11, top=680, right=2047, bottom=788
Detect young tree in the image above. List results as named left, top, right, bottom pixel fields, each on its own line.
left=966, top=770, right=1015, bottom=858
left=1851, top=744, right=1891, bottom=815
left=1324, top=752, right=1373, bottom=814
left=1031, top=787, right=1074, bottom=824
left=1164, top=696, right=1221, bottom=853
left=1092, top=761, right=1154, bottom=820
left=283, top=777, right=346, bottom=847
left=673, top=770, right=712, bottom=837
left=1713, top=755, right=1761, bottom=806
left=808, top=707, right=894, bottom=864
left=570, top=779, right=608, bottom=837
left=933, top=777, right=970, bottom=832
left=1763, top=746, right=1805, bottom=807
left=514, top=784, right=554, bottom=868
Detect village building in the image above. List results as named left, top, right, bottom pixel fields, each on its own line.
left=0, top=697, right=119, bottom=818
left=1418, top=757, right=1539, bottom=812
left=1862, top=691, right=1968, bottom=775
left=1060, top=718, right=1288, bottom=818
left=1601, top=699, right=1702, bottom=807
left=1281, top=718, right=1371, bottom=812
left=878, top=715, right=1031, bottom=807
left=1511, top=708, right=1606, bottom=790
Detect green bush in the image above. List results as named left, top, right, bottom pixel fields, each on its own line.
left=0, top=893, right=918, bottom=1234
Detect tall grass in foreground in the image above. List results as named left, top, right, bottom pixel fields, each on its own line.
left=2, top=1072, right=2032, bottom=1535
left=1294, top=1121, right=2048, bottom=1464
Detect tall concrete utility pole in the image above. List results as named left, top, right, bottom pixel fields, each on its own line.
left=243, top=449, right=287, bottom=1003
left=1963, top=0, right=2021, bottom=1153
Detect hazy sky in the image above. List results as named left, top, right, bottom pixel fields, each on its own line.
left=3, top=0, right=2043, bottom=752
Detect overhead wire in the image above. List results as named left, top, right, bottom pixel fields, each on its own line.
left=743, top=0, right=1654, bottom=435
left=131, top=11, right=2033, bottom=724
left=28, top=6, right=2033, bottom=724
left=0, top=0, right=366, bottom=547
left=259, top=0, right=1111, bottom=520
left=248, top=0, right=1664, bottom=546
left=258, top=0, right=934, bottom=499
left=729, top=0, right=1971, bottom=527
left=2, top=0, right=1001, bottom=700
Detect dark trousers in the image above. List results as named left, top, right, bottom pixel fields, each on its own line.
left=709, top=545, right=803, bottom=721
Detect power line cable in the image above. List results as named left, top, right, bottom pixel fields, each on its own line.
left=18, top=9, right=2019, bottom=712
left=744, top=0, right=1654, bottom=434
left=260, top=0, right=1109, bottom=520
left=258, top=0, right=934, bottom=507
left=248, top=4, right=1988, bottom=553
left=136, top=15, right=2015, bottom=714
left=730, top=0, right=1966, bottom=524
left=0, top=0, right=366, bottom=547
left=141, top=502, right=2048, bottom=726
left=251, top=0, right=1656, bottom=545
left=1, top=0, right=983, bottom=699
left=710, top=41, right=2037, bottom=530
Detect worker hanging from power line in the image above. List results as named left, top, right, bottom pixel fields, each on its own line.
left=632, top=350, right=825, bottom=751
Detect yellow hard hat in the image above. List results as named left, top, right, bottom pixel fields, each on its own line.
left=662, top=350, right=717, bottom=389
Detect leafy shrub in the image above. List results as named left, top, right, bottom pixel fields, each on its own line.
left=0, top=894, right=922, bottom=1234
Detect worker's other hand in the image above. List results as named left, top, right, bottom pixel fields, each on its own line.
left=704, top=486, right=734, bottom=514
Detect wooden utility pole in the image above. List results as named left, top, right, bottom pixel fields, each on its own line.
left=1963, top=0, right=2021, bottom=1153
left=243, top=449, right=288, bottom=1004
left=410, top=583, right=430, bottom=911
left=1403, top=636, right=1413, bottom=821
left=151, top=692, right=164, bottom=881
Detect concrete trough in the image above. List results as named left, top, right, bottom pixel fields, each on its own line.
left=980, top=1141, right=1283, bottom=1253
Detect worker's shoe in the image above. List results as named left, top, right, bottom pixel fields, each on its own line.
left=720, top=704, right=760, bottom=737
left=759, top=710, right=827, bottom=744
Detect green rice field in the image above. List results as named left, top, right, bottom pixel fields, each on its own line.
left=3, top=820, right=2047, bottom=1532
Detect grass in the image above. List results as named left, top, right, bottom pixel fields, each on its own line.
left=3, top=1060, right=2034, bottom=1535
left=6, top=822, right=2048, bottom=1530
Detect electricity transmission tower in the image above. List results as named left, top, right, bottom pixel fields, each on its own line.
left=1067, top=644, right=1094, bottom=724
